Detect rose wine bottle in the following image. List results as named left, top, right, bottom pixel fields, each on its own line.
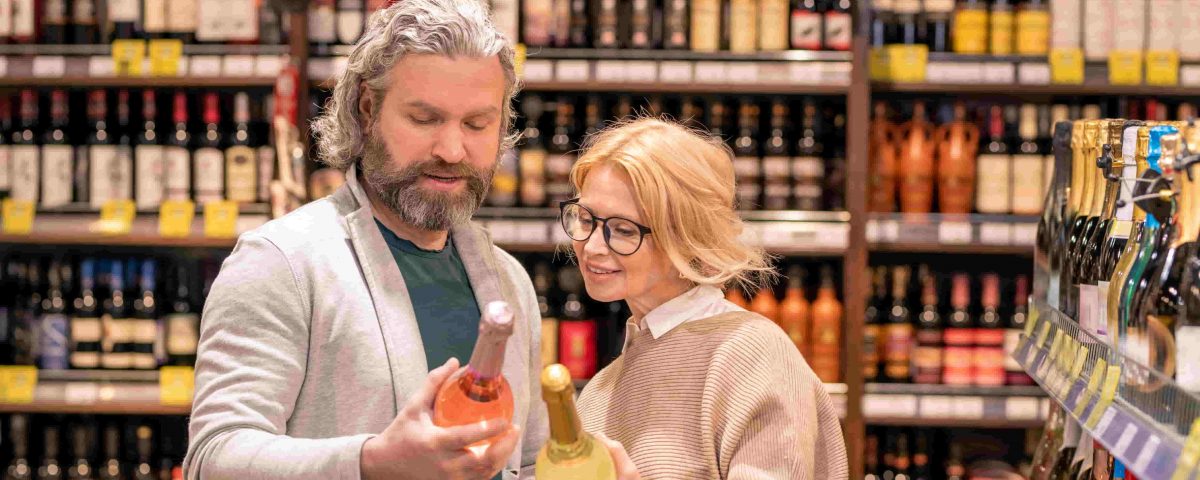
left=535, top=364, right=617, bottom=479
left=432, top=301, right=516, bottom=453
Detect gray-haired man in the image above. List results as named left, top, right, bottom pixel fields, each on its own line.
left=183, top=1, right=548, bottom=479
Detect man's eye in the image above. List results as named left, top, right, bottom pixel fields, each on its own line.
left=411, top=116, right=436, bottom=125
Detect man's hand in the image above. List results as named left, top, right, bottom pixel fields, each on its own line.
left=361, top=358, right=521, bottom=480
left=597, top=433, right=641, bottom=480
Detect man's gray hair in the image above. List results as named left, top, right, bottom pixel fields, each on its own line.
left=311, top=0, right=520, bottom=170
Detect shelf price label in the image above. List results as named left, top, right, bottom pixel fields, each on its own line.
left=1049, top=48, right=1084, bottom=84
left=149, top=39, right=184, bottom=76
left=888, top=44, right=929, bottom=83
left=1146, top=50, right=1180, bottom=86
left=0, top=366, right=37, bottom=404
left=111, top=39, right=146, bottom=76
left=204, top=200, right=240, bottom=239
left=1108, top=50, right=1144, bottom=86
left=1, top=199, right=35, bottom=235
left=1024, top=309, right=1039, bottom=338
left=159, top=366, right=194, bottom=406
left=1075, top=358, right=1108, bottom=417
left=1059, top=343, right=1089, bottom=398
left=96, top=200, right=136, bottom=235
left=1086, top=364, right=1122, bottom=429
left=1039, top=321, right=1054, bottom=348
left=1173, top=418, right=1200, bottom=480
left=159, top=200, right=196, bottom=238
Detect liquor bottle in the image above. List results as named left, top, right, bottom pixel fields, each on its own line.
left=109, top=0, right=140, bottom=40
left=1012, top=104, right=1046, bottom=215
left=133, top=426, right=153, bottom=480
left=11, top=260, right=36, bottom=366
left=130, top=260, right=158, bottom=370
left=563, top=0, right=586, bottom=47
left=259, top=1, right=285, bottom=45
left=591, top=0, right=618, bottom=48
left=545, top=98, right=575, bottom=207
left=135, top=90, right=165, bottom=210
left=728, top=0, right=758, bottom=52
left=0, top=0, right=12, bottom=44
left=0, top=96, right=11, bottom=201
left=924, top=0, right=954, bottom=52
left=1109, top=127, right=1151, bottom=354
left=762, top=99, right=791, bottom=211
left=946, top=442, right=967, bottom=480
left=749, top=286, right=780, bottom=325
left=1078, top=121, right=1116, bottom=291
left=558, top=274, right=598, bottom=380
left=43, top=0, right=68, bottom=43
left=533, top=263, right=558, bottom=368
left=977, top=105, right=1013, bottom=214
left=627, top=0, right=653, bottom=48
left=41, top=90, right=72, bottom=209
left=226, top=92, right=257, bottom=204
left=1015, top=0, right=1050, bottom=54
left=336, top=0, right=363, bottom=45
left=10, top=89, right=39, bottom=204
left=884, top=266, right=913, bottom=382
left=166, top=261, right=200, bottom=367
left=143, top=0, right=167, bottom=40
left=38, top=260, right=70, bottom=371
left=935, top=102, right=979, bottom=214
left=1006, top=275, right=1034, bottom=385
left=165, top=92, right=191, bottom=202
left=109, top=91, right=136, bottom=206
left=1133, top=130, right=1186, bottom=379
left=39, top=427, right=62, bottom=480
left=869, top=102, right=899, bottom=212
left=863, top=266, right=887, bottom=382
left=523, top=0, right=552, bottom=46
left=535, top=364, right=617, bottom=479
left=793, top=100, right=825, bottom=211
left=71, top=259, right=102, bottom=369
left=519, top=98, right=547, bottom=208
left=893, top=0, right=921, bottom=45
left=549, top=0, right=569, bottom=47
left=195, top=93, right=224, bottom=205
left=99, top=425, right=122, bottom=480
left=893, top=433, right=912, bottom=479
left=989, top=0, right=1014, bottom=54
left=974, top=273, right=1006, bottom=386
left=1082, top=122, right=1127, bottom=339
left=1069, top=121, right=1101, bottom=303
left=943, top=273, right=974, bottom=386
left=778, top=266, right=811, bottom=358
left=102, top=260, right=131, bottom=370
left=308, top=0, right=337, bottom=51
left=1177, top=133, right=1200, bottom=398
left=913, top=267, right=943, bottom=384
left=726, top=287, right=750, bottom=309
left=10, top=0, right=37, bottom=43
left=898, top=101, right=936, bottom=213
left=825, top=143, right=846, bottom=210
left=663, top=0, right=688, bottom=48
left=67, top=425, right=92, bottom=480
left=871, top=0, right=895, bottom=48
left=790, top=0, right=822, bottom=50
left=824, top=0, right=852, bottom=51
left=733, top=99, right=763, bottom=210
left=810, top=265, right=842, bottom=383
left=82, top=91, right=110, bottom=208
left=952, top=0, right=988, bottom=54
left=432, top=301, right=516, bottom=451
left=911, top=430, right=933, bottom=480
left=6, top=415, right=31, bottom=480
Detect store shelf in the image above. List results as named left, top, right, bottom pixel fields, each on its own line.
left=1012, top=300, right=1200, bottom=480
left=867, top=213, right=1038, bottom=254
left=0, top=203, right=271, bottom=248
left=863, top=383, right=1049, bottom=428
left=0, top=76, right=278, bottom=88
left=0, top=369, right=190, bottom=416
left=0, top=44, right=290, bottom=57
left=476, top=208, right=850, bottom=256
left=0, top=44, right=287, bottom=87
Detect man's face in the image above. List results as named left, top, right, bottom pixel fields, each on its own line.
left=360, top=54, right=507, bottom=231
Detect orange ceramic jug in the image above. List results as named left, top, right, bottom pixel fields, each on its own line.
left=898, top=101, right=938, bottom=213
left=869, top=102, right=900, bottom=212
left=935, top=102, right=980, bottom=214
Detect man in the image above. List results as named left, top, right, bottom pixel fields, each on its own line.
left=183, top=1, right=547, bottom=479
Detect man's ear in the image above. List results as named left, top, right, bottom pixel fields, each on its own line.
left=358, top=83, right=375, bottom=130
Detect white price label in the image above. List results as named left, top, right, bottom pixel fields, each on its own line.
left=1095, top=408, right=1117, bottom=436
left=1133, top=434, right=1160, bottom=473
left=864, top=394, right=918, bottom=418
left=954, top=397, right=985, bottom=419
left=1005, top=397, right=1042, bottom=420
left=555, top=60, right=590, bottom=82
left=32, top=56, right=66, bottom=78
left=255, top=55, right=283, bottom=77
left=979, top=222, right=1013, bottom=245
left=190, top=55, right=222, bottom=77
left=727, top=62, right=759, bottom=84
left=938, top=221, right=973, bottom=244
left=523, top=60, right=554, bottom=83
left=1114, top=422, right=1139, bottom=456
left=790, top=63, right=822, bottom=84
left=64, top=382, right=97, bottom=405
left=659, top=61, right=692, bottom=83
left=758, top=63, right=790, bottom=83
left=1182, top=65, right=1200, bottom=87
left=551, top=223, right=572, bottom=245
left=865, top=220, right=880, bottom=243
left=1019, top=63, right=1052, bottom=84
left=514, top=220, right=550, bottom=246
left=221, top=54, right=256, bottom=77
left=88, top=56, right=114, bottom=77
left=595, top=60, right=627, bottom=82
left=927, top=62, right=982, bottom=83
left=983, top=62, right=1016, bottom=83
left=919, top=396, right=954, bottom=418
left=694, top=61, right=728, bottom=83
left=0, top=57, right=7, bottom=77
left=1013, top=223, right=1038, bottom=245
left=625, top=61, right=657, bottom=82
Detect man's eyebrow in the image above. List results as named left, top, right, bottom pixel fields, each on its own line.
left=401, top=100, right=445, bottom=114
left=400, top=101, right=498, bottom=118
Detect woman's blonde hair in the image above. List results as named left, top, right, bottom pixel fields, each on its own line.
left=570, top=116, right=777, bottom=292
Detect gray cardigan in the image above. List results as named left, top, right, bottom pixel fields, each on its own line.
left=184, top=165, right=549, bottom=479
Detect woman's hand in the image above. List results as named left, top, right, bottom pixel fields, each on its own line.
left=596, top=434, right=641, bottom=480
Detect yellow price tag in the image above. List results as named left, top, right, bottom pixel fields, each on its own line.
left=111, top=39, right=146, bottom=76
left=158, top=200, right=195, bottom=238
left=869, top=47, right=890, bottom=81
left=1060, top=343, right=1089, bottom=397
left=1024, top=311, right=1039, bottom=338
left=886, top=44, right=929, bottom=83
left=1040, top=321, right=1054, bottom=348
left=204, top=200, right=240, bottom=239
left=1086, top=364, right=1122, bottom=429
left=1050, top=48, right=1085, bottom=84
left=1172, top=418, right=1200, bottom=480
left=1, top=199, right=35, bottom=235
left=159, top=366, right=195, bottom=406
left=1108, top=49, right=1144, bottom=85
left=514, top=43, right=526, bottom=79
left=96, top=199, right=136, bottom=235
left=0, top=366, right=37, bottom=404
left=1146, top=49, right=1180, bottom=86
left=1075, top=358, right=1108, bottom=417
left=148, top=39, right=183, bottom=77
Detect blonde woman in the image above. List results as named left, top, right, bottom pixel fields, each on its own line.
left=565, top=117, right=849, bottom=479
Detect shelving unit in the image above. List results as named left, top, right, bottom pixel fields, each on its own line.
left=0, top=370, right=190, bottom=416
left=863, top=383, right=1049, bottom=429
left=0, top=204, right=272, bottom=248
left=867, top=213, right=1038, bottom=255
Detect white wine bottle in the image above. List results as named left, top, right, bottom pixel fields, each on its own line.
left=535, top=364, right=617, bottom=479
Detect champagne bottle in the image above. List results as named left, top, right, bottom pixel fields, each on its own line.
left=1109, top=127, right=1152, bottom=355
left=433, top=301, right=516, bottom=453
left=1095, top=122, right=1144, bottom=343
left=535, top=364, right=617, bottom=479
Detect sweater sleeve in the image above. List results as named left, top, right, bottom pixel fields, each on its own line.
left=184, top=235, right=374, bottom=480
left=708, top=320, right=849, bottom=480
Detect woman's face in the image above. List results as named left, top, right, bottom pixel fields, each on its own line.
left=572, top=164, right=690, bottom=316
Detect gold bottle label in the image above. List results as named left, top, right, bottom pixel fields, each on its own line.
left=953, top=9, right=989, bottom=54
left=225, top=145, right=257, bottom=203
left=758, top=0, right=789, bottom=51
left=729, top=0, right=758, bottom=53
left=989, top=9, right=1014, bottom=55
left=1015, top=10, right=1050, bottom=55
left=690, top=0, right=721, bottom=52
left=976, top=154, right=1012, bottom=213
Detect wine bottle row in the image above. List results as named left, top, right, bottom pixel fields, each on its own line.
left=490, top=93, right=846, bottom=211
left=0, top=254, right=219, bottom=371
left=864, top=426, right=1041, bottom=480
left=510, top=0, right=853, bottom=53
left=0, top=0, right=291, bottom=45
left=1027, top=404, right=1136, bottom=480
left=0, top=414, right=187, bottom=480
left=0, top=89, right=277, bottom=210
left=863, top=264, right=1033, bottom=387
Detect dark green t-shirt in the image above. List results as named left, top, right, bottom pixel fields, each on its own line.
left=376, top=220, right=481, bottom=370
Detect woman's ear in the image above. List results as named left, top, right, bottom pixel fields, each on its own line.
left=358, top=83, right=375, bottom=130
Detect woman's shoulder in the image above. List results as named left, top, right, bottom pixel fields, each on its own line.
left=683, top=311, right=795, bottom=349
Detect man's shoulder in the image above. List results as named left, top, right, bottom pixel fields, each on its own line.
left=241, top=196, right=351, bottom=252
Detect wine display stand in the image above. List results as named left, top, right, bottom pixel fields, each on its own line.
left=0, top=369, right=192, bottom=416
left=866, top=213, right=1038, bottom=255
left=863, top=383, right=1049, bottom=429
left=1013, top=300, right=1200, bottom=480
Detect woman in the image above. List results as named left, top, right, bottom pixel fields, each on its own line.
left=566, top=117, right=849, bottom=479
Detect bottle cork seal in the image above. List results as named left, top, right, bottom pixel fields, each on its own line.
left=484, top=301, right=514, bottom=326
left=541, top=363, right=574, bottom=394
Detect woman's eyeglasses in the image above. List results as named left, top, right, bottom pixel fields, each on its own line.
left=559, top=199, right=653, bottom=256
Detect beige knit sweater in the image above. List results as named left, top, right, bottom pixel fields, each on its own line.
left=577, top=311, right=849, bottom=480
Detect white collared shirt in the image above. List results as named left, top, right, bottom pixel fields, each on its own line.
left=623, top=285, right=747, bottom=352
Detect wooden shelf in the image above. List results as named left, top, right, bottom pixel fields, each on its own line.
left=522, top=79, right=849, bottom=95
left=867, top=213, right=1037, bottom=255
left=0, top=370, right=190, bottom=416
left=0, top=76, right=278, bottom=88
left=873, top=81, right=1200, bottom=97
left=0, top=204, right=270, bottom=248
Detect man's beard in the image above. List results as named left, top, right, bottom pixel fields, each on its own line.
left=359, top=131, right=496, bottom=232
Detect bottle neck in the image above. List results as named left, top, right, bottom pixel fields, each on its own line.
left=1068, top=123, right=1087, bottom=215
left=544, top=385, right=592, bottom=461
left=467, top=317, right=512, bottom=380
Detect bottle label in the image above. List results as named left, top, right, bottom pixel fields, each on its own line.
left=1003, top=328, right=1023, bottom=371
left=165, top=146, right=191, bottom=201
left=135, top=145, right=166, bottom=210
left=194, top=147, right=225, bottom=204
left=884, top=323, right=913, bottom=362
left=792, top=155, right=825, bottom=178
left=1178, top=326, right=1200, bottom=391
left=70, top=316, right=102, bottom=369
left=307, top=1, right=336, bottom=42
left=894, top=0, right=921, bottom=13
left=0, top=145, right=10, bottom=191
left=989, top=10, right=1015, bottom=54
left=144, top=0, right=167, bottom=33
left=102, top=316, right=132, bottom=369
left=1015, top=10, right=1050, bottom=54
left=545, top=153, right=575, bottom=203
left=111, top=145, right=135, bottom=202
left=762, top=156, right=790, bottom=179
left=943, top=327, right=975, bottom=346
left=975, top=154, right=1012, bottom=214
left=10, top=145, right=39, bottom=202
left=690, top=0, right=721, bottom=51
left=108, top=0, right=140, bottom=22
left=952, top=9, right=989, bottom=54
left=88, top=144, right=118, bottom=208
left=1078, top=284, right=1097, bottom=335
left=729, top=0, right=758, bottom=52
left=166, top=0, right=197, bottom=32
left=74, top=0, right=96, bottom=25
left=45, top=0, right=68, bottom=25
left=226, top=145, right=258, bottom=203
left=166, top=313, right=199, bottom=355
left=757, top=0, right=789, bottom=51
left=336, top=6, right=364, bottom=45
left=41, top=145, right=74, bottom=208
left=733, top=155, right=762, bottom=178
left=790, top=10, right=822, bottom=51
left=1117, top=164, right=1137, bottom=221
left=925, top=0, right=956, bottom=13
left=256, top=146, right=274, bottom=203
left=1083, top=0, right=1115, bottom=59
left=39, top=313, right=70, bottom=370
left=863, top=324, right=881, bottom=371
left=1096, top=281, right=1111, bottom=343
left=0, top=0, right=11, bottom=37
left=630, top=0, right=652, bottom=47
left=523, top=0, right=553, bottom=46
left=1011, top=154, right=1045, bottom=215
left=1113, top=0, right=1147, bottom=50
left=519, top=149, right=546, bottom=207
left=1182, top=0, right=1200, bottom=60
left=558, top=320, right=597, bottom=379
left=489, top=148, right=519, bottom=207
left=132, top=318, right=158, bottom=344
left=11, top=0, right=33, bottom=37
left=823, top=11, right=852, bottom=51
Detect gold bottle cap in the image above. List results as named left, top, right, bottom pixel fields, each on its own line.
left=542, top=363, right=574, bottom=396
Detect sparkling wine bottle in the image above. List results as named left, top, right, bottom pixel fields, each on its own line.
left=432, top=301, right=516, bottom=453
left=535, top=364, right=617, bottom=479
